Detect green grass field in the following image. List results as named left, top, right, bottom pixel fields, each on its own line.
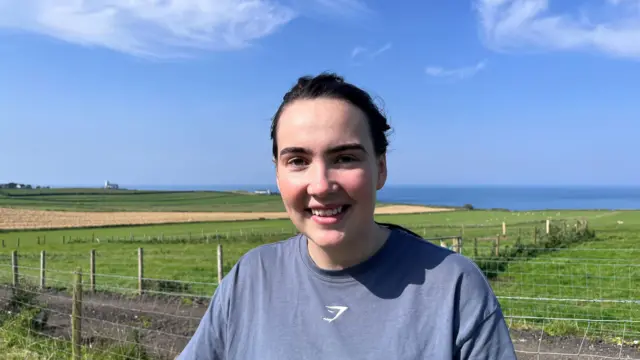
left=1, top=192, right=639, bottom=357
left=0, top=187, right=401, bottom=212
left=0, top=209, right=634, bottom=294
left=0, top=188, right=290, bottom=212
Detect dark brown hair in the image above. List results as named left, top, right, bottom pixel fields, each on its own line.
left=270, top=72, right=392, bottom=159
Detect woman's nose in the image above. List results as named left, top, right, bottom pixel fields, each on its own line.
left=307, top=165, right=334, bottom=196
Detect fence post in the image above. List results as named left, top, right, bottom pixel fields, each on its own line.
left=452, top=237, right=461, bottom=254
left=502, top=222, right=506, bottom=235
left=473, top=238, right=478, bottom=257
left=138, top=248, right=144, bottom=295
left=546, top=219, right=550, bottom=234
left=217, top=244, right=224, bottom=284
left=40, top=250, right=46, bottom=290
left=495, top=236, right=500, bottom=257
left=90, top=250, right=96, bottom=292
left=72, top=267, right=82, bottom=360
left=11, top=250, right=18, bottom=289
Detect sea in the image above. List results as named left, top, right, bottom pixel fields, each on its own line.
left=129, top=184, right=640, bottom=211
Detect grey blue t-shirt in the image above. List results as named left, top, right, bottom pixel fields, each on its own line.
left=177, top=227, right=517, bottom=359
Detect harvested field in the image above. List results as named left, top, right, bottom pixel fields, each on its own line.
left=0, top=205, right=454, bottom=230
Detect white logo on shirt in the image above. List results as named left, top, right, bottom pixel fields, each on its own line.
left=323, top=306, right=348, bottom=323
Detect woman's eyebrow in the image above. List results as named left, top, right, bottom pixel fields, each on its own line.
left=279, top=143, right=367, bottom=157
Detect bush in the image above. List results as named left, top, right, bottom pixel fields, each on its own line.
left=475, top=220, right=597, bottom=280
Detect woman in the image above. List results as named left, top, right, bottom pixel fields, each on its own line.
left=177, top=73, right=517, bottom=359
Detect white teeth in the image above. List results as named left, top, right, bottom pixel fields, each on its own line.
left=311, top=206, right=344, bottom=217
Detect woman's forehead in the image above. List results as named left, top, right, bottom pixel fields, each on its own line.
left=277, top=98, right=371, bottom=144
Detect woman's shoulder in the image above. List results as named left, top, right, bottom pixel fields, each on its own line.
left=218, top=234, right=302, bottom=283
left=238, top=234, right=302, bottom=265
left=391, top=228, right=498, bottom=302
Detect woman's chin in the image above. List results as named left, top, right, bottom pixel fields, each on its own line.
left=305, top=229, right=347, bottom=249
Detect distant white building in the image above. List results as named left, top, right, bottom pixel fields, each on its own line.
left=254, top=189, right=272, bottom=195
left=104, top=181, right=119, bottom=190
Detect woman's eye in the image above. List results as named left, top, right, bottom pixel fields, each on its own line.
left=337, top=155, right=357, bottom=163
left=288, top=158, right=307, bottom=167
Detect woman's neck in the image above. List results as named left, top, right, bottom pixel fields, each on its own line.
left=307, top=222, right=391, bottom=271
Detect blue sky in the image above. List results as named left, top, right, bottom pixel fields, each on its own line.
left=1, top=0, right=638, bottom=187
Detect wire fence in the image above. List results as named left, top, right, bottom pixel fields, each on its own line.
left=0, top=218, right=580, bottom=247
left=0, top=220, right=638, bottom=359
left=0, top=273, right=206, bottom=359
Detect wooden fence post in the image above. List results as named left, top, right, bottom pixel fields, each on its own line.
left=40, top=250, right=46, bottom=290
left=72, top=268, right=82, bottom=360
left=217, top=244, right=224, bottom=284
left=495, top=236, right=500, bottom=257
left=502, top=222, right=506, bottom=235
left=546, top=219, right=550, bottom=234
left=90, top=250, right=96, bottom=292
left=452, top=237, right=461, bottom=254
left=11, top=250, right=18, bottom=289
left=473, top=238, right=478, bottom=257
left=138, top=248, right=144, bottom=295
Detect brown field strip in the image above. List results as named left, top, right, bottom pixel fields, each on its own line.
left=0, top=205, right=454, bottom=230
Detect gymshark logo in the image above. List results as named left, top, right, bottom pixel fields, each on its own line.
left=323, top=306, right=348, bottom=323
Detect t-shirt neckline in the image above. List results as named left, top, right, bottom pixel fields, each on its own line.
left=297, top=228, right=399, bottom=283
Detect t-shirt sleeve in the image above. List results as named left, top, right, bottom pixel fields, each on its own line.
left=452, top=255, right=517, bottom=360
left=457, top=307, right=517, bottom=359
left=175, top=274, right=231, bottom=360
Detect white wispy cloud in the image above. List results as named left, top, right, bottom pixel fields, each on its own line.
left=350, top=42, right=392, bottom=63
left=311, top=0, right=371, bottom=18
left=425, top=61, right=487, bottom=80
left=475, top=0, right=640, bottom=60
left=0, top=0, right=368, bottom=58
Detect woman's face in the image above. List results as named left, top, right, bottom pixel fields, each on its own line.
left=274, top=97, right=387, bottom=249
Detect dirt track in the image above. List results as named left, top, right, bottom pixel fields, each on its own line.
left=1, top=286, right=638, bottom=359
left=0, top=205, right=454, bottom=230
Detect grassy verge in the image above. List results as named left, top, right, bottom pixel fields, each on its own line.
left=0, top=293, right=153, bottom=360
